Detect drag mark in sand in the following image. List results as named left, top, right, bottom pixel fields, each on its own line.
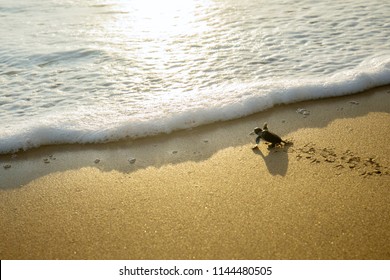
left=292, top=142, right=389, bottom=178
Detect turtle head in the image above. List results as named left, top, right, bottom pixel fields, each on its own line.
left=254, top=127, right=262, bottom=135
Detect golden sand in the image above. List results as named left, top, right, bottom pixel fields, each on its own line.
left=1, top=86, right=389, bottom=259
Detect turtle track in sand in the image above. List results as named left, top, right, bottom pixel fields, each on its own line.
left=288, top=142, right=389, bottom=178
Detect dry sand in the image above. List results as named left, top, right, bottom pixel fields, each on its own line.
left=0, top=86, right=389, bottom=260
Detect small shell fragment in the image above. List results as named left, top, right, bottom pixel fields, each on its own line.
left=296, top=108, right=310, bottom=116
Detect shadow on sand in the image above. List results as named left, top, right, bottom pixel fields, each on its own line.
left=252, top=143, right=293, bottom=176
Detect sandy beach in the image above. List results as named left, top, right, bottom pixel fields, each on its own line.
left=0, top=86, right=389, bottom=260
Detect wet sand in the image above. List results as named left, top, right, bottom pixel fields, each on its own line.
left=0, top=86, right=389, bottom=259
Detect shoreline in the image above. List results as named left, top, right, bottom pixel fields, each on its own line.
left=1, top=86, right=389, bottom=259
left=1, top=86, right=390, bottom=189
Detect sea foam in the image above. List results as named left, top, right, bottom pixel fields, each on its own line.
left=2, top=0, right=390, bottom=154
left=1, top=55, right=390, bottom=154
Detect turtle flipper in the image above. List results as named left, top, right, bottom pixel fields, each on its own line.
left=256, top=136, right=261, bottom=144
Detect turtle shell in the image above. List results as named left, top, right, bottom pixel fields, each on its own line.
left=261, top=130, right=283, bottom=144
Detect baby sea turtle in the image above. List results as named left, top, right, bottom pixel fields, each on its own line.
left=253, top=123, right=286, bottom=148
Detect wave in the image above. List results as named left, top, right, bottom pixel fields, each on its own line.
left=28, top=48, right=106, bottom=68
left=1, top=55, right=390, bottom=154
left=0, top=48, right=107, bottom=69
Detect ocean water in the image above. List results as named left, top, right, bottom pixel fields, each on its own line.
left=1, top=0, right=390, bottom=154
